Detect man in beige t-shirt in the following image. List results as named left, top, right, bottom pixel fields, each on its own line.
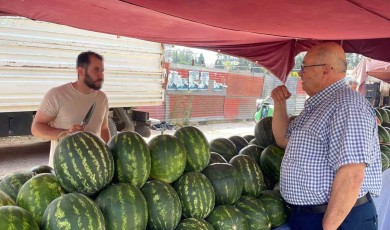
left=32, top=51, right=110, bottom=166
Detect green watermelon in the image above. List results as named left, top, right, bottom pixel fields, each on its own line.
left=380, top=144, right=390, bottom=160
left=0, top=171, right=34, bottom=200
left=209, top=138, right=237, bottom=162
left=259, top=145, right=285, bottom=184
left=0, top=190, right=15, bottom=206
left=202, top=163, right=243, bottom=205
left=42, top=193, right=105, bottom=230
left=239, top=145, right=264, bottom=166
left=381, top=152, right=389, bottom=171
left=108, top=131, right=151, bottom=188
left=229, top=155, right=264, bottom=197
left=30, top=165, right=55, bottom=175
left=148, top=134, right=187, bottom=183
left=141, top=180, right=182, bottom=230
left=54, top=131, right=114, bottom=196
left=16, top=173, right=65, bottom=225
left=382, top=122, right=390, bottom=128
left=254, top=117, right=275, bottom=148
left=95, top=183, right=148, bottom=230
left=258, top=191, right=287, bottom=228
left=235, top=196, right=271, bottom=230
left=174, top=126, right=210, bottom=172
left=174, top=172, right=215, bottom=218
left=378, top=125, right=390, bottom=144
left=248, top=138, right=260, bottom=146
left=374, top=108, right=383, bottom=125
left=228, top=136, right=249, bottom=153
left=206, top=205, right=249, bottom=230
left=243, top=135, right=255, bottom=143
left=0, top=206, right=39, bottom=230
left=378, top=109, right=389, bottom=123
left=209, top=152, right=228, bottom=164
left=176, top=218, right=214, bottom=230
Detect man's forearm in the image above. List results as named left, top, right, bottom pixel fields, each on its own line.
left=272, top=102, right=289, bottom=148
left=31, top=122, right=67, bottom=141
left=322, top=164, right=365, bottom=230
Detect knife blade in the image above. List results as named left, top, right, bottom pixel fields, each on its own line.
left=81, top=102, right=96, bottom=127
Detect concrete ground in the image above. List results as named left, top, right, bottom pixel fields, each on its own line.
left=0, top=120, right=256, bottom=178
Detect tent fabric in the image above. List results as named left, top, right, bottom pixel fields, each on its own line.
left=1, top=0, right=390, bottom=82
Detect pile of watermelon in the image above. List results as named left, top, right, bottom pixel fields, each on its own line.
left=0, top=117, right=288, bottom=230
left=375, top=108, right=390, bottom=171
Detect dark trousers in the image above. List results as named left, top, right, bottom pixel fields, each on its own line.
left=288, top=197, right=378, bottom=230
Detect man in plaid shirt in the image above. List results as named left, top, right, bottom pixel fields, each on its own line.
left=271, top=42, right=381, bottom=230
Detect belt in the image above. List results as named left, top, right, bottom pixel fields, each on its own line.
left=287, top=194, right=371, bottom=214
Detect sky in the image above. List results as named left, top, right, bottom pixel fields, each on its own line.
left=174, top=45, right=218, bottom=66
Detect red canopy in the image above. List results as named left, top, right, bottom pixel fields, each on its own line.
left=1, top=0, right=390, bottom=82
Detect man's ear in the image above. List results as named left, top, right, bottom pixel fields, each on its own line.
left=323, top=64, right=332, bottom=76
left=77, top=66, right=84, bottom=78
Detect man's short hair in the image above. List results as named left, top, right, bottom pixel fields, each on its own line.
left=77, top=51, right=103, bottom=68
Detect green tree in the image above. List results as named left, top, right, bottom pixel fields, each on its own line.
left=197, top=53, right=205, bottom=66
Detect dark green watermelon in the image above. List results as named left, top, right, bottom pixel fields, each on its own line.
left=375, top=109, right=383, bottom=125
left=378, top=109, right=389, bottom=123
left=0, top=206, right=39, bottom=230
left=0, top=171, right=34, bottom=200
left=381, top=152, right=389, bottom=171
left=243, top=135, right=255, bottom=143
left=95, top=183, right=148, bottom=230
left=141, top=180, right=182, bottom=230
left=209, top=138, right=237, bottom=162
left=228, top=136, right=249, bottom=153
left=54, top=131, right=114, bottom=196
left=378, top=126, right=390, bottom=144
left=229, top=155, right=263, bottom=197
left=248, top=138, right=260, bottom=146
left=148, top=134, right=187, bottom=183
left=42, top=193, right=105, bottom=230
left=258, top=191, right=287, bottom=228
left=176, top=218, right=214, bottom=230
left=174, top=126, right=210, bottom=172
left=202, top=163, right=243, bottom=205
left=254, top=117, right=275, bottom=148
left=239, top=145, right=264, bottom=166
left=30, top=165, right=55, bottom=175
left=108, top=131, right=151, bottom=188
left=16, top=173, right=65, bottom=225
left=206, top=205, right=249, bottom=230
left=0, top=190, right=15, bottom=206
left=380, top=144, right=390, bottom=160
left=174, top=172, right=215, bottom=218
left=209, top=152, right=228, bottom=164
left=235, top=196, right=271, bottom=230
left=259, top=145, right=285, bottom=184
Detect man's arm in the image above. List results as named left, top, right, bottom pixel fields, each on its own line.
left=322, top=163, right=365, bottom=230
left=31, top=110, right=84, bottom=140
left=271, top=85, right=291, bottom=148
left=100, top=115, right=110, bottom=143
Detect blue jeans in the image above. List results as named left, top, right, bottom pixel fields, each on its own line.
left=288, top=197, right=378, bottom=230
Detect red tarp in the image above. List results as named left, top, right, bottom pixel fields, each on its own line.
left=1, top=0, right=390, bottom=82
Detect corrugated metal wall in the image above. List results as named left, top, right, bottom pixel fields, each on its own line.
left=0, top=17, right=164, bottom=112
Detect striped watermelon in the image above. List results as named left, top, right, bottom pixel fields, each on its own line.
left=258, top=191, right=287, bottom=228
left=174, top=172, right=215, bottom=218
left=378, top=125, right=390, bottom=144
left=209, top=138, right=237, bottom=162
left=381, top=144, right=390, bottom=160
left=254, top=117, right=275, bottom=148
left=41, top=193, right=105, bottom=230
left=375, top=108, right=383, bottom=125
left=229, top=155, right=264, bottom=197
left=141, top=180, right=182, bottom=230
left=95, top=183, right=148, bottom=230
left=0, top=171, right=34, bottom=200
left=202, top=163, right=243, bottom=205
left=228, top=135, right=249, bottom=153
left=235, top=196, right=271, bottom=230
left=148, top=134, right=186, bottom=183
left=381, top=152, right=389, bottom=171
left=259, top=145, right=285, bottom=185
left=16, top=173, right=65, bottom=225
left=30, top=165, right=55, bottom=175
left=206, top=205, right=249, bottom=230
left=0, top=190, right=15, bottom=206
left=107, top=131, right=151, bottom=188
left=174, top=126, right=210, bottom=172
left=176, top=218, right=214, bottom=230
left=0, top=206, right=39, bottom=230
left=53, top=131, right=114, bottom=196
left=243, top=135, right=255, bottom=143
left=239, top=145, right=264, bottom=166
left=209, top=152, right=228, bottom=164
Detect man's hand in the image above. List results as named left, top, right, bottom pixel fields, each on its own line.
left=68, top=124, right=85, bottom=133
left=271, top=85, right=292, bottom=103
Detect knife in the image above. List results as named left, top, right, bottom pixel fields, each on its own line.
left=81, top=102, right=96, bottom=127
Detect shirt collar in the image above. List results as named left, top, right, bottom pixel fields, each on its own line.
left=305, top=79, right=347, bottom=110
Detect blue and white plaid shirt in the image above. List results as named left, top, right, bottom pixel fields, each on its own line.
left=281, top=79, right=382, bottom=205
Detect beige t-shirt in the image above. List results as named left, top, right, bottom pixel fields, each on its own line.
left=38, top=83, right=109, bottom=166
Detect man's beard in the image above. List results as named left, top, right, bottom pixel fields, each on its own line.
left=84, top=71, right=103, bottom=90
